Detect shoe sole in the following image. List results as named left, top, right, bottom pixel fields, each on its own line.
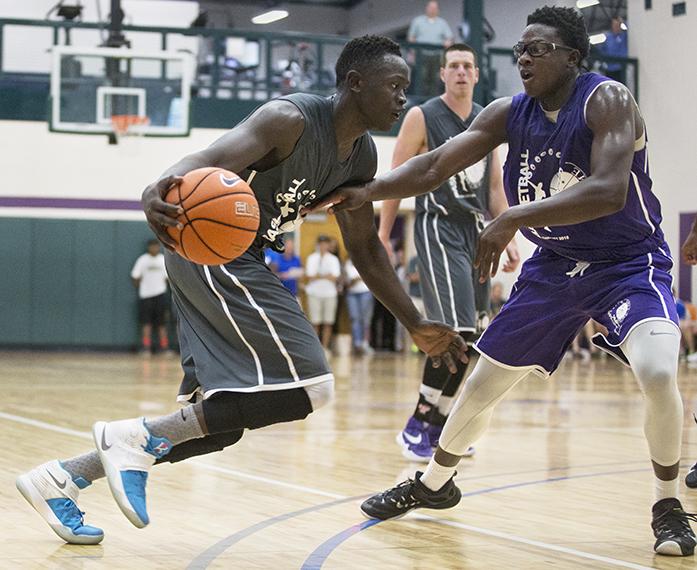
left=655, top=539, right=694, bottom=556
left=92, top=421, right=147, bottom=529
left=395, top=432, right=432, bottom=463
left=16, top=475, right=104, bottom=545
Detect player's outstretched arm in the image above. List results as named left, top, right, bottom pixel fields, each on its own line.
left=474, top=82, right=639, bottom=283
left=141, top=101, right=304, bottom=250
left=308, top=97, right=511, bottom=215
left=683, top=217, right=697, bottom=265
left=336, top=204, right=467, bottom=372
left=378, top=107, right=427, bottom=256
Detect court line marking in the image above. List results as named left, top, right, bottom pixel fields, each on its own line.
left=0, top=410, right=672, bottom=569
left=300, top=468, right=655, bottom=570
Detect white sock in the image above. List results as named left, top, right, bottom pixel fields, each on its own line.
left=420, top=385, right=442, bottom=405
left=420, top=459, right=456, bottom=492
left=654, top=476, right=679, bottom=502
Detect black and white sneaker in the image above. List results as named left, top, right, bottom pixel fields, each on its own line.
left=686, top=463, right=697, bottom=489
left=360, top=471, right=461, bottom=520
left=652, top=498, right=697, bottom=556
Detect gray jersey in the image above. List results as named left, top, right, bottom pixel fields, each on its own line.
left=415, top=97, right=490, bottom=220
left=167, top=93, right=377, bottom=397
left=241, top=93, right=377, bottom=249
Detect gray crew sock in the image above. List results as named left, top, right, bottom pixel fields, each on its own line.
left=62, top=451, right=105, bottom=484
left=145, top=404, right=205, bottom=446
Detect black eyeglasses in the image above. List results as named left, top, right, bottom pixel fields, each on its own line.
left=513, top=40, right=576, bottom=59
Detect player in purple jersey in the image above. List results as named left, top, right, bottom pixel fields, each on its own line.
left=308, top=6, right=696, bottom=557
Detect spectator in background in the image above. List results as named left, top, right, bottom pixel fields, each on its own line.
left=131, top=239, right=170, bottom=355
left=409, top=1, right=454, bottom=96
left=675, top=289, right=697, bottom=362
left=305, top=235, right=341, bottom=353
left=345, top=256, right=374, bottom=355
left=490, top=281, right=507, bottom=317
left=265, top=237, right=303, bottom=299
left=600, top=17, right=627, bottom=84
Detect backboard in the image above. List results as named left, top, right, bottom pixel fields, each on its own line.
left=50, top=45, right=194, bottom=136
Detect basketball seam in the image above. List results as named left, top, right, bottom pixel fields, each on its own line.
left=181, top=223, right=230, bottom=263
left=183, top=191, right=255, bottom=216
left=188, top=218, right=258, bottom=233
left=177, top=168, right=231, bottom=263
left=180, top=168, right=221, bottom=204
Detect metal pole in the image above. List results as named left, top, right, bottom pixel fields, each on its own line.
left=463, top=0, right=484, bottom=105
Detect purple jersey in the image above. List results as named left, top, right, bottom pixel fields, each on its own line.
left=503, top=72, right=664, bottom=262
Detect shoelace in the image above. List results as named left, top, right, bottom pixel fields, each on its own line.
left=654, top=507, right=697, bottom=537
left=52, top=499, right=86, bottom=529
left=384, top=478, right=418, bottom=506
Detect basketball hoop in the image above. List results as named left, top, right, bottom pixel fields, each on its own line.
left=111, top=114, right=150, bottom=137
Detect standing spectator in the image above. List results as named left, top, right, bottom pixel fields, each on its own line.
left=305, top=235, right=341, bottom=352
left=409, top=1, right=454, bottom=96
left=599, top=17, right=627, bottom=84
left=266, top=237, right=304, bottom=299
left=345, top=257, right=374, bottom=355
left=131, top=239, right=170, bottom=354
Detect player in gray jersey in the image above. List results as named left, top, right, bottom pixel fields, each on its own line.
left=16, top=36, right=466, bottom=544
left=379, top=43, right=520, bottom=462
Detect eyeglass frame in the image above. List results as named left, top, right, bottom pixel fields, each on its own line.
left=512, top=40, right=577, bottom=59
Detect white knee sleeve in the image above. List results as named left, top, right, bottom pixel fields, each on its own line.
left=439, top=357, right=531, bottom=456
left=304, top=380, right=335, bottom=411
left=622, top=319, right=683, bottom=466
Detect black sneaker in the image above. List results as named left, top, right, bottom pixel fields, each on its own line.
left=360, top=471, right=461, bottom=520
left=687, top=463, right=697, bottom=489
left=652, top=498, right=697, bottom=556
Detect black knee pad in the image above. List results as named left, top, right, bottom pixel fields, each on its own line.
left=202, top=387, right=313, bottom=433
left=156, top=430, right=244, bottom=464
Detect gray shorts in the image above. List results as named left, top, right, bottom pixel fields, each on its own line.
left=165, top=248, right=333, bottom=401
left=414, top=212, right=490, bottom=331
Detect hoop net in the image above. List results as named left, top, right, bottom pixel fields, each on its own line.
left=111, top=114, right=151, bottom=137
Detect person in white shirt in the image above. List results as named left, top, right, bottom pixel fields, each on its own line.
left=130, top=239, right=170, bottom=354
left=305, top=235, right=341, bottom=350
left=345, top=257, right=374, bottom=354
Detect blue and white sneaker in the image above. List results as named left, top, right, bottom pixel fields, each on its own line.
left=93, top=418, right=172, bottom=528
left=396, top=416, right=433, bottom=462
left=16, top=460, right=103, bottom=545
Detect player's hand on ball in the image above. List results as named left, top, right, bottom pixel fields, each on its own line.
left=142, top=175, right=184, bottom=251
left=410, top=320, right=468, bottom=373
left=682, top=229, right=697, bottom=265
left=303, top=183, right=370, bottom=215
left=474, top=212, right=519, bottom=283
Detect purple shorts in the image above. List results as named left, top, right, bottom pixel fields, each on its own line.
left=475, top=245, right=678, bottom=377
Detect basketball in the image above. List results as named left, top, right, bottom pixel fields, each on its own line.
left=165, top=167, right=260, bottom=265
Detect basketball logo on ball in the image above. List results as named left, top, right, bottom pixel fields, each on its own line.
left=165, top=167, right=260, bottom=265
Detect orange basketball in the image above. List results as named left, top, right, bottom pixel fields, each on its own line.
left=165, top=167, right=259, bottom=265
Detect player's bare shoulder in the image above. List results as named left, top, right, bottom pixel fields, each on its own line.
left=585, top=82, right=639, bottom=132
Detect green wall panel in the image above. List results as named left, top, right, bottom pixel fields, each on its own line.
left=1, top=217, right=158, bottom=349
left=31, top=219, right=75, bottom=344
left=0, top=219, right=33, bottom=343
left=72, top=220, right=116, bottom=345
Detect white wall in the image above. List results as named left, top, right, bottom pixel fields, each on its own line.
left=628, top=0, right=697, bottom=297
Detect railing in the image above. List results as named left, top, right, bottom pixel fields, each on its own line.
left=0, top=17, right=640, bottom=109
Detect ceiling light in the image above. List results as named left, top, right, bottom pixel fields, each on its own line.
left=576, top=0, right=600, bottom=8
left=589, top=33, right=607, bottom=44
left=252, top=9, right=289, bottom=25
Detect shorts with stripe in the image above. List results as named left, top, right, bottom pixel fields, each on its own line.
left=414, top=211, right=489, bottom=331
left=164, top=247, right=333, bottom=401
left=475, top=245, right=679, bottom=377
